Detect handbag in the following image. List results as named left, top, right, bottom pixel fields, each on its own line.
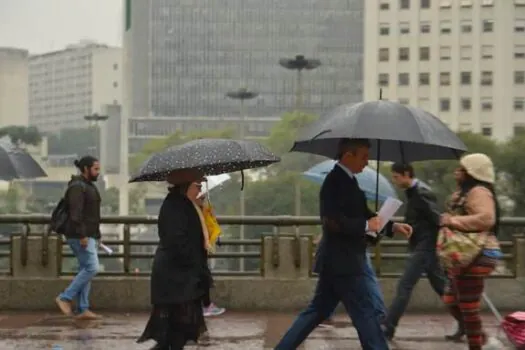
left=202, top=200, right=221, bottom=246
left=502, top=311, right=525, bottom=349
left=436, top=227, right=487, bottom=269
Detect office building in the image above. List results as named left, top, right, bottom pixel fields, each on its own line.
left=364, top=0, right=525, bottom=140
left=123, top=0, right=365, bottom=151
left=29, top=41, right=122, bottom=133
left=0, top=47, right=29, bottom=127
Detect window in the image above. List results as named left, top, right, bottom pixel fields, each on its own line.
left=460, top=72, right=472, bottom=85
left=399, top=98, right=410, bottom=105
left=460, top=20, right=472, bottom=33
left=482, top=0, right=494, bottom=6
left=421, top=0, right=431, bottom=8
left=440, top=46, right=451, bottom=60
left=515, top=71, right=525, bottom=84
left=399, top=22, right=410, bottom=34
left=440, top=0, right=452, bottom=8
left=515, top=45, right=525, bottom=59
left=516, top=0, right=525, bottom=6
left=113, top=63, right=118, bottom=70
left=379, top=48, right=390, bottom=61
left=380, top=23, right=390, bottom=35
left=380, top=1, right=390, bottom=10
left=419, top=72, right=430, bottom=85
left=514, top=125, right=525, bottom=136
left=481, top=71, right=493, bottom=85
left=481, top=98, right=493, bottom=111
left=482, top=19, right=494, bottom=33
left=460, top=0, right=472, bottom=7
left=400, top=0, right=410, bottom=9
left=113, top=81, right=118, bottom=88
left=516, top=19, right=525, bottom=32
left=398, top=73, right=410, bottom=85
left=440, top=20, right=452, bottom=34
left=419, top=47, right=430, bottom=60
left=461, top=98, right=471, bottom=111
left=515, top=98, right=525, bottom=111
left=481, top=45, right=494, bottom=59
left=440, top=98, right=451, bottom=111
left=420, top=21, right=431, bottom=33
left=440, top=72, right=451, bottom=85
left=460, top=46, right=472, bottom=60
left=482, top=127, right=492, bottom=137
left=378, top=73, right=390, bottom=86
left=399, top=47, right=410, bottom=61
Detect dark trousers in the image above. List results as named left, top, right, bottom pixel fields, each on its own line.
left=274, top=270, right=389, bottom=350
left=202, top=289, right=211, bottom=308
left=384, top=249, right=446, bottom=332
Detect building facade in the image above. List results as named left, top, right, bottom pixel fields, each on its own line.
left=29, top=41, right=122, bottom=133
left=123, top=0, right=365, bottom=150
left=364, top=0, right=525, bottom=140
left=0, top=48, right=29, bottom=127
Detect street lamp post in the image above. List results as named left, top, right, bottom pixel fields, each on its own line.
left=84, top=113, right=109, bottom=174
left=278, top=55, right=321, bottom=234
left=226, top=88, right=258, bottom=272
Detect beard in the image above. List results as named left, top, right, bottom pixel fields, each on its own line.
left=89, top=174, right=99, bottom=182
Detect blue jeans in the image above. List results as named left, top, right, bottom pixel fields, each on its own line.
left=275, top=255, right=389, bottom=350
left=328, top=254, right=386, bottom=320
left=58, top=238, right=99, bottom=313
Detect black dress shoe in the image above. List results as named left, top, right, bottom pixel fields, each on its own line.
left=444, top=326, right=465, bottom=342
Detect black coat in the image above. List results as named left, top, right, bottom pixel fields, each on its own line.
left=314, top=165, right=377, bottom=276
left=65, top=175, right=101, bottom=239
left=150, top=190, right=212, bottom=305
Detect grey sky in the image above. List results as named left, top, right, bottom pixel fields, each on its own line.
left=0, top=0, right=122, bottom=54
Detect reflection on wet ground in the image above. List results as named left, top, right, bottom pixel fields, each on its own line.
left=0, top=312, right=508, bottom=349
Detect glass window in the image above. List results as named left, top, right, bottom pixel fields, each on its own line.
left=482, top=19, right=494, bottom=33
left=440, top=98, right=450, bottom=111
left=460, top=20, right=472, bottom=33
left=378, top=73, right=390, bottom=86
left=515, top=19, right=525, bottom=32
left=421, top=0, right=431, bottom=8
left=419, top=72, right=430, bottom=85
left=420, top=21, right=431, bottom=33
left=440, top=46, right=451, bottom=60
left=440, top=72, right=451, bottom=85
left=481, top=97, right=493, bottom=111
left=514, top=98, right=525, bottom=111
left=399, top=47, right=410, bottom=61
left=460, top=72, right=471, bottom=85
left=419, top=47, right=430, bottom=61
left=460, top=46, right=472, bottom=60
left=482, top=127, right=492, bottom=136
left=481, top=45, right=494, bottom=59
left=400, top=0, right=410, bottom=9
left=440, top=20, right=452, bottom=34
left=481, top=71, right=493, bottom=86
left=461, top=98, right=471, bottom=111
left=398, top=73, right=410, bottom=85
left=399, top=22, right=410, bottom=34
left=380, top=23, right=390, bottom=35
left=379, top=48, right=390, bottom=61
left=515, top=71, right=525, bottom=84
left=515, top=45, right=525, bottom=59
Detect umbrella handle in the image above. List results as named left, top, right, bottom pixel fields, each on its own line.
left=240, top=170, right=245, bottom=191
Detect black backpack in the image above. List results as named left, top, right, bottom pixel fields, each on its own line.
left=50, top=181, right=86, bottom=235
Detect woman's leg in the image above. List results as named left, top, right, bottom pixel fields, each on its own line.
left=202, top=288, right=211, bottom=308
left=442, top=273, right=465, bottom=341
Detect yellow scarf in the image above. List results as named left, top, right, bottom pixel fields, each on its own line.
left=191, top=201, right=211, bottom=252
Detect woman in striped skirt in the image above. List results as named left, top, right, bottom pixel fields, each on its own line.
left=440, top=153, right=501, bottom=350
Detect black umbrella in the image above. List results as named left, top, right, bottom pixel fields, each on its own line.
left=0, top=137, right=47, bottom=180
left=129, top=138, right=280, bottom=183
left=291, top=100, right=467, bottom=162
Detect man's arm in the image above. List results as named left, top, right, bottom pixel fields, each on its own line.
left=417, top=188, right=441, bottom=227
left=320, top=174, right=367, bottom=237
left=66, top=184, right=86, bottom=238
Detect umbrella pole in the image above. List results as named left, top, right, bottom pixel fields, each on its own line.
left=374, top=140, right=381, bottom=275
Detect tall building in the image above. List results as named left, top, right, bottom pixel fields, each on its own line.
left=364, top=0, right=525, bottom=140
left=0, top=47, right=29, bottom=127
left=124, top=0, right=365, bottom=151
left=29, top=41, right=122, bottom=133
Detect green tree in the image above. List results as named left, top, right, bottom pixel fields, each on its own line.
left=0, top=126, right=42, bottom=146
left=498, top=133, right=525, bottom=216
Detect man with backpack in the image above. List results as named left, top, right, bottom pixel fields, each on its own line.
left=54, top=156, right=102, bottom=320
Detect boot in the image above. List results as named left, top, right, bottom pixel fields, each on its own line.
left=445, top=305, right=466, bottom=342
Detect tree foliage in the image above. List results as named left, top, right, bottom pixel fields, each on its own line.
left=0, top=126, right=42, bottom=146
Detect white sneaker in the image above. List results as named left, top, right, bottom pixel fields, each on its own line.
left=203, top=303, right=226, bottom=317
left=484, top=336, right=505, bottom=349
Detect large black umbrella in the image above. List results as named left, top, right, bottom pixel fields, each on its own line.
left=291, top=100, right=467, bottom=162
left=130, top=138, right=280, bottom=183
left=0, top=137, right=47, bottom=180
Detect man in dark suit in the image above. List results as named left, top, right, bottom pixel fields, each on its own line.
left=382, top=163, right=460, bottom=341
left=274, top=139, right=412, bottom=350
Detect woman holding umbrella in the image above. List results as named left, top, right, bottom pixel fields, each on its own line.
left=137, top=169, right=211, bottom=349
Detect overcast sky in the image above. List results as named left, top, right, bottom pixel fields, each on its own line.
left=0, top=0, right=122, bottom=54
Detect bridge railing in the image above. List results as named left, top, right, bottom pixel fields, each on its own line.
left=0, top=215, right=522, bottom=278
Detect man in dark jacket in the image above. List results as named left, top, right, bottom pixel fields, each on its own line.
left=382, top=163, right=459, bottom=340
left=55, top=156, right=102, bottom=320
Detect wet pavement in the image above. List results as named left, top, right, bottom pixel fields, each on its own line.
left=0, top=311, right=509, bottom=349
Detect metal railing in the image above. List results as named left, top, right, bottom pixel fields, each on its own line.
left=0, top=215, right=521, bottom=278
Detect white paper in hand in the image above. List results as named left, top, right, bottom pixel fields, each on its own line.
left=366, top=197, right=403, bottom=237
left=99, top=243, right=113, bottom=255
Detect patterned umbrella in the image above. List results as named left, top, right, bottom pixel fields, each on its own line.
left=129, top=138, right=280, bottom=183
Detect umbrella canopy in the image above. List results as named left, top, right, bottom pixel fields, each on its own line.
left=130, top=138, right=280, bottom=183
left=302, top=160, right=398, bottom=202
left=0, top=137, right=47, bottom=181
left=291, top=100, right=467, bottom=162
left=198, top=173, right=231, bottom=198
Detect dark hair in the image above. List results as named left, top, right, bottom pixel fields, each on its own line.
left=391, top=162, right=415, bottom=178
left=336, top=138, right=371, bottom=160
left=460, top=175, right=501, bottom=236
left=169, top=182, right=191, bottom=196
left=74, top=155, right=98, bottom=171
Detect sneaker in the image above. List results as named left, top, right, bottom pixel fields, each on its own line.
left=318, top=318, right=335, bottom=328
left=203, top=303, right=225, bottom=317
left=75, top=310, right=102, bottom=320
left=55, top=297, right=72, bottom=316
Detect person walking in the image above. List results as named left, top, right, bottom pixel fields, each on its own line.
left=439, top=154, right=502, bottom=349
left=55, top=156, right=102, bottom=320
left=137, top=169, right=211, bottom=349
left=382, top=163, right=459, bottom=340
left=274, top=138, right=411, bottom=350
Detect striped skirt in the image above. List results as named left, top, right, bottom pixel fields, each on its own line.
left=442, top=254, right=497, bottom=350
